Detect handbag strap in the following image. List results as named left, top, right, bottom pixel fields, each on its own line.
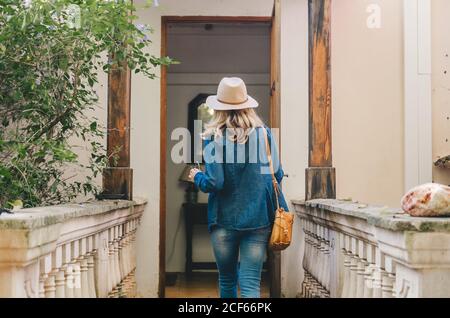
left=262, top=127, right=280, bottom=210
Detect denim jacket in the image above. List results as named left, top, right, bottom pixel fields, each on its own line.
left=194, top=126, right=289, bottom=233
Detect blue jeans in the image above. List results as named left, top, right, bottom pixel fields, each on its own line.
left=210, top=226, right=271, bottom=298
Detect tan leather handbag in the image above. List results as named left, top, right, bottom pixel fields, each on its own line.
left=262, top=128, right=294, bottom=251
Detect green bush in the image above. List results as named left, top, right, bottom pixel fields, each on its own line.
left=0, top=0, right=174, bottom=208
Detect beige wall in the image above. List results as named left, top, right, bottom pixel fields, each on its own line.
left=431, top=0, right=450, bottom=186
left=332, top=0, right=405, bottom=207
left=65, top=54, right=108, bottom=202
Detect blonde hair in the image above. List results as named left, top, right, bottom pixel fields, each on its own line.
left=202, top=108, right=265, bottom=144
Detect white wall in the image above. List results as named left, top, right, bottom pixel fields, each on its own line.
left=279, top=0, right=309, bottom=298
left=165, top=23, right=271, bottom=272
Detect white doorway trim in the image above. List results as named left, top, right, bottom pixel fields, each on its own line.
left=404, top=0, right=433, bottom=191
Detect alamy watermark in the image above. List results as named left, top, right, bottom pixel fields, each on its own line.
left=20, top=0, right=159, bottom=30
left=366, top=3, right=382, bottom=29
left=171, top=122, right=281, bottom=175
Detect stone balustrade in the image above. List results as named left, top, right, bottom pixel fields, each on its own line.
left=293, top=199, right=450, bottom=298
left=0, top=198, right=146, bottom=298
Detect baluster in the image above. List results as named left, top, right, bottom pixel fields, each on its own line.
left=124, top=222, right=130, bottom=277
left=341, top=235, right=352, bottom=298
left=113, top=226, right=122, bottom=289
left=323, top=227, right=331, bottom=295
left=363, top=244, right=376, bottom=298
left=311, top=223, right=319, bottom=284
left=118, top=225, right=125, bottom=283
left=389, top=272, right=397, bottom=298
left=111, top=227, right=118, bottom=296
left=348, top=237, right=359, bottom=298
left=356, top=240, right=368, bottom=298
left=303, top=272, right=310, bottom=298
left=316, top=225, right=323, bottom=288
left=302, top=221, right=309, bottom=275
left=113, top=226, right=122, bottom=293
left=318, top=226, right=330, bottom=297
left=38, top=277, right=45, bottom=298
left=302, top=274, right=308, bottom=297
left=111, top=227, right=118, bottom=291
left=129, top=219, right=137, bottom=296
left=307, top=275, right=314, bottom=299
left=107, top=228, right=114, bottom=296
left=131, top=219, right=137, bottom=271
left=123, top=222, right=133, bottom=297
left=317, top=225, right=325, bottom=287
left=44, top=276, right=56, bottom=298
left=314, top=224, right=321, bottom=287
left=38, top=257, right=46, bottom=298
left=119, top=223, right=129, bottom=297
left=38, top=255, right=46, bottom=298
left=71, top=240, right=82, bottom=298
left=302, top=272, right=309, bottom=298
left=382, top=256, right=395, bottom=298
left=312, top=281, right=321, bottom=298
left=372, top=248, right=383, bottom=298
left=95, top=230, right=110, bottom=298
left=337, top=232, right=345, bottom=297
left=41, top=254, right=55, bottom=298
left=301, top=220, right=308, bottom=297
left=51, top=246, right=65, bottom=298
left=307, top=221, right=317, bottom=297
left=118, top=225, right=126, bottom=298
left=87, top=235, right=97, bottom=298
left=78, top=238, right=90, bottom=298
left=305, top=273, right=312, bottom=298
left=62, top=243, right=74, bottom=298
left=114, top=225, right=122, bottom=297
left=309, top=274, right=317, bottom=298
left=108, top=227, right=118, bottom=297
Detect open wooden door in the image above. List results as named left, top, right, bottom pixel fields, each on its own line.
left=268, top=0, right=282, bottom=299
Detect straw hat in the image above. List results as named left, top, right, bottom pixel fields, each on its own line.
left=206, top=77, right=259, bottom=110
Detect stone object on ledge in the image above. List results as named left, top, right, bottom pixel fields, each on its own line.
left=401, top=183, right=450, bottom=217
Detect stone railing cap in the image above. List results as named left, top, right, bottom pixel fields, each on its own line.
left=292, top=199, right=450, bottom=233
left=0, top=197, right=147, bottom=230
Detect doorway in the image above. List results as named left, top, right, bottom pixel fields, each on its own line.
left=160, top=15, right=280, bottom=298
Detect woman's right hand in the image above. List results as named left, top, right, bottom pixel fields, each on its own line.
left=188, top=168, right=201, bottom=181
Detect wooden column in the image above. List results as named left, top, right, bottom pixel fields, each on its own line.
left=102, top=60, right=133, bottom=200
left=306, top=0, right=336, bottom=201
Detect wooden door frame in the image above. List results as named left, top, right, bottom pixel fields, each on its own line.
left=159, top=15, right=278, bottom=298
left=268, top=0, right=282, bottom=299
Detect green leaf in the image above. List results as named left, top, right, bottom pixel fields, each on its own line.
left=90, top=121, right=97, bottom=131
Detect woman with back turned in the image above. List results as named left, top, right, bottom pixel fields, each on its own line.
left=189, top=77, right=288, bottom=298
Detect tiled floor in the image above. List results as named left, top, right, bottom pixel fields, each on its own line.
left=165, top=272, right=270, bottom=298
